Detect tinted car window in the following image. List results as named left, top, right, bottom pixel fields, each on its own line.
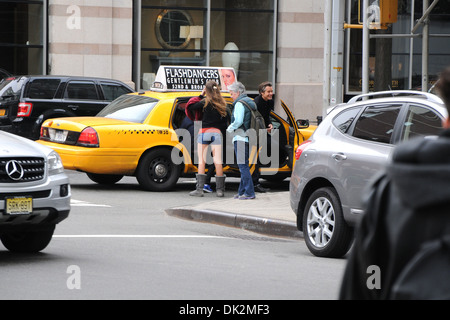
left=352, top=105, right=402, bottom=144
left=97, top=95, right=159, bottom=123
left=26, top=79, right=60, bottom=99
left=0, top=77, right=24, bottom=101
left=100, top=82, right=131, bottom=101
left=332, top=107, right=362, bottom=133
left=65, top=82, right=98, bottom=100
left=401, top=104, right=443, bottom=141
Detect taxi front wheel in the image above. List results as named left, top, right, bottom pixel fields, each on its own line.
left=136, top=148, right=181, bottom=191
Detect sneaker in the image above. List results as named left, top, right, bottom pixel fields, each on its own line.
left=233, top=194, right=242, bottom=199
left=239, top=195, right=256, bottom=200
left=203, top=184, right=213, bottom=193
left=254, top=184, right=270, bottom=193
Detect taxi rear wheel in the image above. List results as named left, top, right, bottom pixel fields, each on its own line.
left=136, top=148, right=180, bottom=191
left=87, top=173, right=123, bottom=185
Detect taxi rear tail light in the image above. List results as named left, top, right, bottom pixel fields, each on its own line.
left=295, top=140, right=312, bottom=160
left=77, top=127, right=99, bottom=147
left=17, top=102, right=33, bottom=117
left=40, top=126, right=49, bottom=140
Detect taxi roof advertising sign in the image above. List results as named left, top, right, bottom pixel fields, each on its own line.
left=151, top=66, right=236, bottom=92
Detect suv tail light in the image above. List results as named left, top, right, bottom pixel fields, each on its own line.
left=77, top=127, right=99, bottom=147
left=17, top=102, right=33, bottom=117
left=295, top=140, right=312, bottom=160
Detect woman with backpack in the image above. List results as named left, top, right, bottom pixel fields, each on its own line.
left=226, top=81, right=257, bottom=200
left=186, top=80, right=228, bottom=197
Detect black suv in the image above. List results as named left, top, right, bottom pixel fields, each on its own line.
left=0, top=75, right=134, bottom=140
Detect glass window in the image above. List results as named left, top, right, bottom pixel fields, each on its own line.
left=346, top=0, right=450, bottom=94
left=352, top=105, right=402, bottom=144
left=140, top=0, right=275, bottom=92
left=0, top=77, right=26, bottom=101
left=0, top=1, right=44, bottom=75
left=98, top=95, right=159, bottom=123
left=100, top=82, right=132, bottom=101
left=400, top=104, right=443, bottom=141
left=65, top=82, right=99, bottom=100
left=26, top=79, right=60, bottom=99
left=332, top=107, right=362, bottom=133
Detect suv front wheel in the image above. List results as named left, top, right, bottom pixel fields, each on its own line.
left=303, top=187, right=353, bottom=258
left=0, top=226, right=55, bottom=253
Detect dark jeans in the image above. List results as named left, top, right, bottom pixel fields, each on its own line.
left=252, top=132, right=273, bottom=185
left=234, top=140, right=255, bottom=197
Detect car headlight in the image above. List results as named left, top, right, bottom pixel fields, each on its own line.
left=48, top=151, right=64, bottom=175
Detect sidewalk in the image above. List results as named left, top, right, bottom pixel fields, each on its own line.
left=165, top=191, right=303, bottom=239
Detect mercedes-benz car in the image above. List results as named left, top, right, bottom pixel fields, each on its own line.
left=0, top=131, right=71, bottom=253
left=289, top=91, right=447, bottom=258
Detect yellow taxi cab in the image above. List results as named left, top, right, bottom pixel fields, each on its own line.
left=38, top=66, right=316, bottom=191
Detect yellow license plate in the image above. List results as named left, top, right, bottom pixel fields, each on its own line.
left=0, top=109, right=5, bottom=116
left=6, top=197, right=33, bottom=215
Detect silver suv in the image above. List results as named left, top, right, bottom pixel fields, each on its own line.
left=0, top=131, right=70, bottom=252
left=290, top=91, right=447, bottom=258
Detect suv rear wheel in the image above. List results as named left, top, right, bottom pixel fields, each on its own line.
left=303, top=187, right=353, bottom=258
left=0, top=226, right=55, bottom=253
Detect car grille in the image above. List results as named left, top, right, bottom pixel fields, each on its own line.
left=0, top=190, right=51, bottom=200
left=0, top=157, right=46, bottom=183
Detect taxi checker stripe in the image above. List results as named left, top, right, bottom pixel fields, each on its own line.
left=5, top=160, right=24, bottom=181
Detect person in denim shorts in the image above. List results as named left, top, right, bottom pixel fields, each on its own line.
left=186, top=80, right=228, bottom=197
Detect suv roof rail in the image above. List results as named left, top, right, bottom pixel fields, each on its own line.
left=348, top=90, right=443, bottom=104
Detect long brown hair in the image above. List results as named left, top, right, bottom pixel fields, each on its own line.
left=437, top=66, right=450, bottom=110
left=203, top=80, right=227, bottom=117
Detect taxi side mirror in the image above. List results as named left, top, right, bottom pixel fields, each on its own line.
left=296, top=119, right=309, bottom=129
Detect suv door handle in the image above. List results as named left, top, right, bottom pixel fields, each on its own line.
left=332, top=153, right=347, bottom=161
left=68, top=105, right=79, bottom=110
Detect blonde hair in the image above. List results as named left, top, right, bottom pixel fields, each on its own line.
left=204, top=80, right=227, bottom=117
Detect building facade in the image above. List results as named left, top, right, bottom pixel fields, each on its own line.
left=1, top=0, right=449, bottom=123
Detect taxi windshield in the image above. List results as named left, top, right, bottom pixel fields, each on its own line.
left=97, top=94, right=159, bottom=123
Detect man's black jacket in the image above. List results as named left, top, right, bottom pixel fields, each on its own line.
left=339, top=129, right=450, bottom=299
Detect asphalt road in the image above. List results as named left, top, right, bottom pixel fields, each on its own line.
left=0, top=170, right=347, bottom=301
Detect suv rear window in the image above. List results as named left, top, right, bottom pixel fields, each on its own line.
left=0, top=77, right=24, bottom=101
left=332, top=107, right=362, bottom=133
left=25, top=79, right=61, bottom=99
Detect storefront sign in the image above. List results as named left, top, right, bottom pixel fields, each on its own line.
left=151, top=66, right=236, bottom=92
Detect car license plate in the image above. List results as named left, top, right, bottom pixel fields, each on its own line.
left=49, top=128, right=68, bottom=143
left=5, top=197, right=33, bottom=215
left=0, top=109, right=5, bottom=116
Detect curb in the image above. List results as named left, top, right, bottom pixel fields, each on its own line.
left=165, top=207, right=303, bottom=239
